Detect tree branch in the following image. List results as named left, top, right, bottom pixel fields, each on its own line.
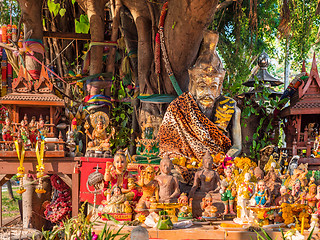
left=216, top=0, right=236, bottom=12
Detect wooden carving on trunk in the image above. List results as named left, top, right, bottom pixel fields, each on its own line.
left=12, top=67, right=32, bottom=93
left=34, top=65, right=53, bottom=93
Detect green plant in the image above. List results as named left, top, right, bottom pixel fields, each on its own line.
left=42, top=203, right=129, bottom=240
left=75, top=14, right=90, bottom=34
left=254, top=227, right=315, bottom=240
left=47, top=0, right=66, bottom=18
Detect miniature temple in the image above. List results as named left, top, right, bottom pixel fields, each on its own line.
left=280, top=55, right=320, bottom=168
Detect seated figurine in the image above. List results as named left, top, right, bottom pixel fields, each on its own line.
left=155, top=155, right=180, bottom=203
left=177, top=193, right=192, bottom=219
left=158, top=31, right=241, bottom=161
left=101, top=185, right=131, bottom=214
left=220, top=166, right=236, bottom=215
left=133, top=116, right=160, bottom=163
left=275, top=185, right=290, bottom=206
left=200, top=193, right=218, bottom=218
left=252, top=180, right=270, bottom=207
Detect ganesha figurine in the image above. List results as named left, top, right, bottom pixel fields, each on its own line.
left=177, top=193, right=193, bottom=220
left=200, top=193, right=218, bottom=218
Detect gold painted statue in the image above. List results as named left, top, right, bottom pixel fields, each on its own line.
left=158, top=30, right=241, bottom=161
left=101, top=185, right=131, bottom=214
left=85, top=111, right=115, bottom=152
left=136, top=165, right=159, bottom=210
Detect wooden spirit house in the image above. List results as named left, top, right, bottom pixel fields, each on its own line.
left=280, top=54, right=320, bottom=167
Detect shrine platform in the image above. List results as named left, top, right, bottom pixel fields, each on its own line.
left=93, top=221, right=320, bottom=240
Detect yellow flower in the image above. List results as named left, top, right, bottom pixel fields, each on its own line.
left=138, top=215, right=146, bottom=223
left=17, top=188, right=26, bottom=194
left=35, top=188, right=46, bottom=194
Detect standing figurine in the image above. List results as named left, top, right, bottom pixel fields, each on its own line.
left=252, top=180, right=270, bottom=207
left=2, top=117, right=13, bottom=149
left=29, top=118, right=38, bottom=148
left=37, top=119, right=49, bottom=140
left=19, top=120, right=31, bottom=148
left=155, top=155, right=180, bottom=203
left=305, top=183, right=318, bottom=210
left=290, top=180, right=302, bottom=203
left=220, top=166, right=236, bottom=215
left=136, top=165, right=159, bottom=209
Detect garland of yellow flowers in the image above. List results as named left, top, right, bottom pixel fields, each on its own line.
left=14, top=140, right=26, bottom=194
left=35, top=140, right=46, bottom=194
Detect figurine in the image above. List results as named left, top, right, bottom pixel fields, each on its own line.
left=133, top=116, right=160, bottom=163
left=284, top=162, right=308, bottom=189
left=305, top=183, right=318, bottom=210
left=314, top=133, right=320, bottom=158
left=259, top=145, right=274, bottom=169
left=101, top=185, right=131, bottom=213
left=66, top=118, right=83, bottom=156
left=189, top=151, right=221, bottom=198
left=85, top=112, right=114, bottom=153
left=200, top=193, right=218, bottom=218
left=126, top=177, right=140, bottom=202
left=264, top=164, right=282, bottom=205
left=235, top=172, right=254, bottom=222
left=253, top=166, right=264, bottom=181
left=2, top=117, right=13, bottom=149
left=252, top=180, right=270, bottom=207
left=28, top=118, right=38, bottom=148
left=220, top=166, right=236, bottom=215
left=19, top=120, right=31, bottom=148
left=136, top=165, right=159, bottom=209
left=23, top=114, right=28, bottom=127
left=104, top=150, right=130, bottom=194
left=177, top=193, right=193, bottom=219
left=275, top=185, right=290, bottom=206
left=290, top=180, right=302, bottom=203
left=37, top=119, right=49, bottom=140
left=158, top=31, right=241, bottom=161
left=155, top=155, right=180, bottom=203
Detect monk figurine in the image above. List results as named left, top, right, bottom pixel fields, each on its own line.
left=158, top=30, right=241, bottom=161
left=155, top=156, right=180, bottom=203
left=189, top=151, right=221, bottom=198
left=220, top=166, right=236, bottom=215
left=177, top=193, right=193, bottom=219
left=104, top=150, right=130, bottom=194
left=2, top=117, right=13, bottom=149
left=136, top=165, right=159, bottom=210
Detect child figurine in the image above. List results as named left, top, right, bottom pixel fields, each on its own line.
left=220, top=166, right=236, bottom=215
left=252, top=180, right=270, bottom=207
left=200, top=193, right=218, bottom=218
left=177, top=193, right=193, bottom=219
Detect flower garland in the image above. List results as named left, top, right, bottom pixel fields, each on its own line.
left=44, top=175, right=71, bottom=223
left=35, top=140, right=46, bottom=194
left=14, top=140, right=26, bottom=194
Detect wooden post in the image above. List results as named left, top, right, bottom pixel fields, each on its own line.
left=304, top=126, right=308, bottom=143
left=72, top=164, right=80, bottom=217
left=0, top=185, right=2, bottom=227
left=293, top=139, right=297, bottom=156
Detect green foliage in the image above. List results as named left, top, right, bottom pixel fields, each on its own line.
left=109, top=76, right=133, bottom=153
left=75, top=14, right=90, bottom=34
left=0, top=0, right=20, bottom=26
left=242, top=78, right=280, bottom=158
left=47, top=0, right=66, bottom=18
left=42, top=202, right=129, bottom=240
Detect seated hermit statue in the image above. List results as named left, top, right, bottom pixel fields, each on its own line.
left=158, top=30, right=241, bottom=161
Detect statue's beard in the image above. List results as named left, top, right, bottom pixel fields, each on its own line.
left=197, top=100, right=214, bottom=120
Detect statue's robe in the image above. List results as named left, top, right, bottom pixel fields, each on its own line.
left=158, top=92, right=236, bottom=160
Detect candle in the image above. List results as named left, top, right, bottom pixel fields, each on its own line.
left=301, top=216, right=305, bottom=235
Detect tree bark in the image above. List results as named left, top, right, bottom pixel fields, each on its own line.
left=17, top=0, right=44, bottom=72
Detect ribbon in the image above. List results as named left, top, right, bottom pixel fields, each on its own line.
left=14, top=140, right=25, bottom=178
left=35, top=140, right=45, bottom=178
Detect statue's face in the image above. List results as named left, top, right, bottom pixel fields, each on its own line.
left=310, top=185, right=317, bottom=194
left=180, top=196, right=188, bottom=205
left=114, top=155, right=127, bottom=173
left=226, top=168, right=232, bottom=178
left=97, top=121, right=103, bottom=129
left=244, top=173, right=251, bottom=182
left=280, top=187, right=286, bottom=196
left=203, top=158, right=213, bottom=170
left=258, top=181, right=266, bottom=192
left=194, top=75, right=222, bottom=110
left=114, top=187, right=121, bottom=196
left=160, top=160, right=172, bottom=175
left=145, top=168, right=155, bottom=181
left=5, top=118, right=10, bottom=125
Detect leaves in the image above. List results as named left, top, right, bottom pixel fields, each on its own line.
left=59, top=8, right=66, bottom=17
left=75, top=14, right=90, bottom=33
left=47, top=0, right=60, bottom=17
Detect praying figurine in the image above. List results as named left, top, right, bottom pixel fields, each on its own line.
left=220, top=166, right=236, bottom=215
left=177, top=193, right=193, bottom=219
left=252, top=180, right=270, bottom=207
left=158, top=30, right=241, bottom=161
left=155, top=155, right=180, bottom=203
left=200, top=193, right=218, bottom=218
left=136, top=165, right=159, bottom=210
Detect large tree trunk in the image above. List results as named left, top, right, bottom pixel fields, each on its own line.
left=18, top=0, right=44, bottom=72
